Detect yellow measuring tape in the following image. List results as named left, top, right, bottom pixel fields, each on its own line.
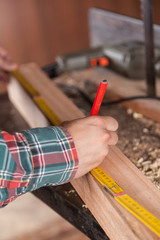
left=11, top=70, right=61, bottom=126
left=11, top=70, right=160, bottom=237
left=91, top=167, right=160, bottom=236
left=34, top=96, right=61, bottom=126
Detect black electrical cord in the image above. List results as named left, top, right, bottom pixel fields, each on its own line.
left=102, top=95, right=160, bottom=105
left=42, top=62, right=59, bottom=78
left=56, top=83, right=160, bottom=106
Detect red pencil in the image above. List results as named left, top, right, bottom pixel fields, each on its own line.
left=90, top=79, right=108, bottom=116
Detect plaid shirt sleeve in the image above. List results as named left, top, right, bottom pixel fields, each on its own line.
left=0, top=126, right=78, bottom=207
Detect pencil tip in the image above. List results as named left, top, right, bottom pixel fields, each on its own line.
left=102, top=79, right=108, bottom=83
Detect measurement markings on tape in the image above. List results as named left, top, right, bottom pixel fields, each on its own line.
left=116, top=194, right=160, bottom=235
left=91, top=167, right=160, bottom=237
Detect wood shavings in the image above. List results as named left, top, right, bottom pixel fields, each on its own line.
left=133, top=112, right=143, bottom=119
left=143, top=128, right=149, bottom=133
left=127, top=108, right=133, bottom=115
left=138, top=157, right=144, bottom=164
left=150, top=159, right=160, bottom=169
left=142, top=161, right=152, bottom=166
left=82, top=204, right=88, bottom=209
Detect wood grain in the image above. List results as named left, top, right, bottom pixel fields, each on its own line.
left=8, top=63, right=160, bottom=240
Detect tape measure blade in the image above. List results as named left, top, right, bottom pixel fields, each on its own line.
left=91, top=167, right=160, bottom=237
left=116, top=194, right=160, bottom=237
left=91, top=167, right=124, bottom=194
left=11, top=70, right=39, bottom=97
left=34, top=97, right=62, bottom=126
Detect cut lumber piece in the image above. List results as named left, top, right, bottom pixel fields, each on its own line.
left=8, top=63, right=160, bottom=240
left=8, top=78, right=49, bottom=128
left=71, top=70, right=160, bottom=123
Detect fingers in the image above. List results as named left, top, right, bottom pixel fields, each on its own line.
left=63, top=117, right=118, bottom=138
left=0, top=71, right=9, bottom=83
left=62, top=117, right=118, bottom=148
left=104, top=131, right=118, bottom=146
left=78, top=116, right=119, bottom=146
left=103, top=116, right=118, bottom=131
left=0, top=47, right=17, bottom=71
left=62, top=116, right=119, bottom=179
left=0, top=57, right=17, bottom=71
left=82, top=115, right=118, bottom=131
left=0, top=47, right=8, bottom=57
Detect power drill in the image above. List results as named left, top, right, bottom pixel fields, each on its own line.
left=42, top=41, right=160, bottom=79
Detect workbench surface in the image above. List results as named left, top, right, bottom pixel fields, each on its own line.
left=0, top=69, right=160, bottom=239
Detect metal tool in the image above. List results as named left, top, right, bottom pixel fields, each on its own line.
left=42, top=41, right=160, bottom=79
left=42, top=46, right=109, bottom=78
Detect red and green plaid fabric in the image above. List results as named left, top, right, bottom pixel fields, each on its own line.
left=0, top=126, right=78, bottom=207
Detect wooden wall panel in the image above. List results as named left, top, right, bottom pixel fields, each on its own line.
left=87, top=0, right=141, bottom=19
left=0, top=0, right=159, bottom=66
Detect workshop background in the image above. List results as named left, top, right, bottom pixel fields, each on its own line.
left=0, top=0, right=160, bottom=240
left=0, top=0, right=160, bottom=67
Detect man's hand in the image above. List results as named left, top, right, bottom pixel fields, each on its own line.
left=0, top=46, right=17, bottom=83
left=62, top=116, right=118, bottom=178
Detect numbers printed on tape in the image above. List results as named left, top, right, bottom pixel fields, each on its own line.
left=116, top=194, right=160, bottom=236
left=91, top=167, right=160, bottom=237
left=91, top=167, right=124, bottom=195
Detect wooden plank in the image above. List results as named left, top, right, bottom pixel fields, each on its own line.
left=8, top=63, right=160, bottom=240
left=8, top=78, right=49, bottom=128
left=71, top=70, right=160, bottom=123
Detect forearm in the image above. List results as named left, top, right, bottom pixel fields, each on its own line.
left=0, top=126, right=78, bottom=207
